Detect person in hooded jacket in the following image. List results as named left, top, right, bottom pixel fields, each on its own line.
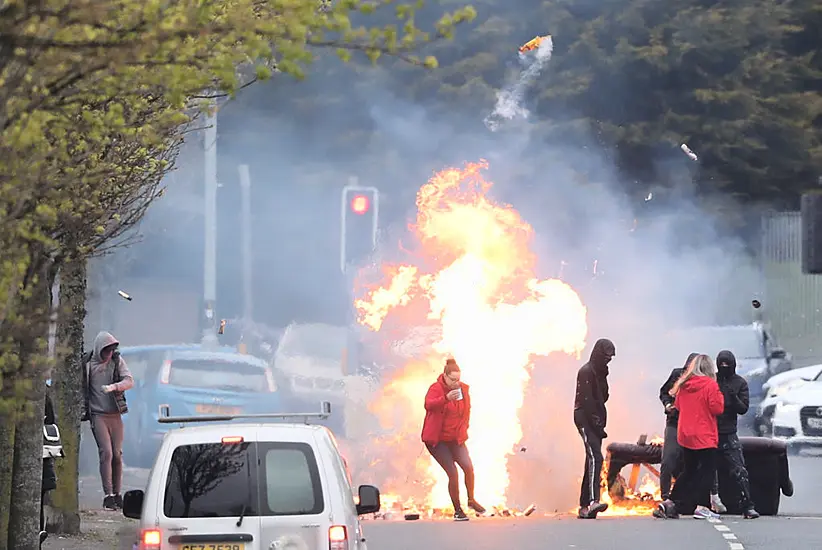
left=657, top=354, right=724, bottom=519
left=715, top=350, right=760, bottom=519
left=41, top=383, right=57, bottom=546
left=421, top=358, right=486, bottom=521
left=573, top=338, right=616, bottom=519
left=82, top=331, right=134, bottom=510
left=658, top=353, right=728, bottom=513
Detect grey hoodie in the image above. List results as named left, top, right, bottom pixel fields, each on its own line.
left=85, top=331, right=133, bottom=415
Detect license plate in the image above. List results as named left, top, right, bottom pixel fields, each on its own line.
left=180, top=545, right=244, bottom=550
left=195, top=404, right=241, bottom=415
left=807, top=417, right=822, bottom=429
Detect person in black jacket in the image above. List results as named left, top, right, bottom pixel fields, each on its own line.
left=41, top=384, right=58, bottom=546
left=658, top=353, right=727, bottom=514
left=574, top=338, right=615, bottom=519
left=715, top=350, right=760, bottom=519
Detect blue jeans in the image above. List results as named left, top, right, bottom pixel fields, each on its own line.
left=425, top=442, right=475, bottom=511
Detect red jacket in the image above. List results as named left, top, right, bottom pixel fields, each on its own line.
left=421, top=374, right=471, bottom=445
left=675, top=376, right=725, bottom=450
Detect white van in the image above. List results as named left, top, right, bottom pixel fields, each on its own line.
left=123, top=402, right=381, bottom=550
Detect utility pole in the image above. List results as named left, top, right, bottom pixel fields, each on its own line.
left=202, top=107, right=218, bottom=346
left=238, top=164, right=253, bottom=323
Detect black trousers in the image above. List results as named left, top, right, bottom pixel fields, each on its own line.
left=575, top=420, right=604, bottom=508
left=670, top=448, right=716, bottom=515
left=716, top=433, right=755, bottom=510
left=426, top=442, right=475, bottom=511
left=660, top=424, right=683, bottom=500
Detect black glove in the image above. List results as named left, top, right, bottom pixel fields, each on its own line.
left=664, top=403, right=676, bottom=415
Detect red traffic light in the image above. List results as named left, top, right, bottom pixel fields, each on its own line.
left=350, top=194, right=370, bottom=215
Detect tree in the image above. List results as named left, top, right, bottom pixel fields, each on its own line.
left=0, top=0, right=475, bottom=546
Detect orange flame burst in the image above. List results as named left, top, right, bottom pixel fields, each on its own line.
left=354, top=161, right=588, bottom=510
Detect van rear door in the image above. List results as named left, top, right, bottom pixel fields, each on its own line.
left=257, top=432, right=325, bottom=550
left=159, top=427, right=261, bottom=550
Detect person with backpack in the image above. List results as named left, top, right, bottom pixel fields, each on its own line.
left=82, top=331, right=133, bottom=510
left=41, top=380, right=60, bottom=546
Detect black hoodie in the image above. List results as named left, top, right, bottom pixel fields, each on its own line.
left=574, top=338, right=615, bottom=434
left=659, top=352, right=699, bottom=427
left=716, top=350, right=749, bottom=435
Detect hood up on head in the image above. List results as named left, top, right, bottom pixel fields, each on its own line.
left=716, top=350, right=737, bottom=379
left=589, top=338, right=615, bottom=370
left=92, top=331, right=119, bottom=363
left=683, top=352, right=699, bottom=370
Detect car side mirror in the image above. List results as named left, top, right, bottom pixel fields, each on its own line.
left=123, top=489, right=144, bottom=519
left=355, top=485, right=381, bottom=515
left=769, top=348, right=787, bottom=360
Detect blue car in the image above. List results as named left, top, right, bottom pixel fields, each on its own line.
left=120, top=345, right=286, bottom=467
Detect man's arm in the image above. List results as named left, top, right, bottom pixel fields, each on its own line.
left=577, top=368, right=602, bottom=425
left=659, top=369, right=679, bottom=410
left=735, top=379, right=750, bottom=415
left=111, top=356, right=134, bottom=392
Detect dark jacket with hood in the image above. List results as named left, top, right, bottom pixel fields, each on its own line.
left=659, top=352, right=699, bottom=427
left=574, top=338, right=615, bottom=435
left=715, top=350, right=749, bottom=435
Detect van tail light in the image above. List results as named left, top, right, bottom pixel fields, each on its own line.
left=159, top=360, right=172, bottom=384
left=221, top=436, right=244, bottom=444
left=265, top=369, right=277, bottom=392
left=329, top=525, right=348, bottom=550
left=141, top=528, right=162, bottom=549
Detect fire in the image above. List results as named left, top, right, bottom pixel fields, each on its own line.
left=354, top=161, right=588, bottom=510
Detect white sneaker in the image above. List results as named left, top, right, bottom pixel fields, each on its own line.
left=710, top=493, right=727, bottom=514
left=694, top=505, right=720, bottom=520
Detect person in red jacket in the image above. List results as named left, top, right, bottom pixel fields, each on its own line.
left=421, top=358, right=486, bottom=521
left=656, top=354, right=725, bottom=519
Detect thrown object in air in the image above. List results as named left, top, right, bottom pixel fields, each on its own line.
left=218, top=319, right=226, bottom=335
left=404, top=513, right=420, bottom=521
left=680, top=143, right=698, bottom=161
left=519, top=35, right=551, bottom=53
left=117, top=290, right=132, bottom=301
left=524, top=504, right=536, bottom=516
left=752, top=299, right=762, bottom=309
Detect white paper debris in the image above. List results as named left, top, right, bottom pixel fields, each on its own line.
left=645, top=192, right=653, bottom=201
left=680, top=143, right=698, bottom=161
left=117, top=290, right=132, bottom=301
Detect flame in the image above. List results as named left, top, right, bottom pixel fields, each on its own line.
left=355, top=161, right=588, bottom=511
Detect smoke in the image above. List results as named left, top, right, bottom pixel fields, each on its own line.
left=80, top=30, right=763, bottom=511
left=484, top=37, right=554, bottom=131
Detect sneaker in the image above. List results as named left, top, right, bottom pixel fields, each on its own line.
left=454, top=509, right=469, bottom=521
left=710, top=493, right=727, bottom=514
left=743, top=508, right=760, bottom=519
left=652, top=507, right=667, bottom=519
left=103, top=495, right=118, bottom=510
left=693, top=506, right=720, bottom=520
left=113, top=494, right=123, bottom=509
left=658, top=500, right=679, bottom=519
left=577, top=506, right=590, bottom=519
left=467, top=499, right=486, bottom=515
left=587, top=501, right=608, bottom=517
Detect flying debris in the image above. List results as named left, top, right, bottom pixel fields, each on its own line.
left=680, top=143, right=698, bottom=161
left=117, top=290, right=132, bottom=301
left=519, top=35, right=550, bottom=53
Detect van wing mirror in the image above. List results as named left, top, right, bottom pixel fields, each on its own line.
left=769, top=347, right=787, bottom=360
left=355, top=485, right=381, bottom=515
left=122, top=489, right=144, bottom=519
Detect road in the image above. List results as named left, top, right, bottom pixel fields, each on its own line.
left=65, top=453, right=822, bottom=550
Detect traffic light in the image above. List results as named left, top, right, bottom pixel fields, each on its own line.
left=340, top=185, right=379, bottom=272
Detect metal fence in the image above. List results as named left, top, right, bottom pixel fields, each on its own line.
left=761, top=211, right=822, bottom=366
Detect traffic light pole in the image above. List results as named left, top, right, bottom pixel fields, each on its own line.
left=340, top=178, right=379, bottom=273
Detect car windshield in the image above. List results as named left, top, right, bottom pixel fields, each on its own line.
left=168, top=359, right=269, bottom=392
left=666, top=327, right=765, bottom=360
left=278, top=325, right=347, bottom=363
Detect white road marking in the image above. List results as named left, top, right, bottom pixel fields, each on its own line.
left=708, top=516, right=744, bottom=550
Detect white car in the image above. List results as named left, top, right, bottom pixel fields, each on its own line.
left=771, top=380, right=822, bottom=452
left=123, top=402, right=381, bottom=550
left=756, top=365, right=822, bottom=435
